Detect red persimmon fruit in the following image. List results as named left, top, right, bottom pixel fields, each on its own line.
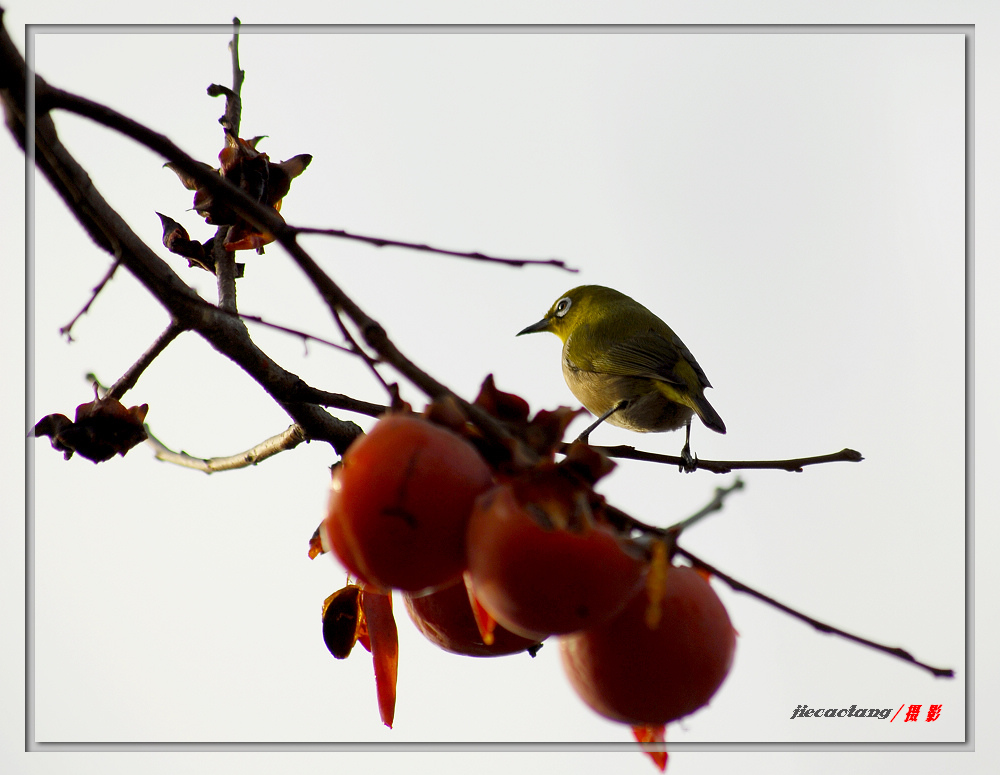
left=559, top=565, right=736, bottom=725
left=326, top=414, right=492, bottom=592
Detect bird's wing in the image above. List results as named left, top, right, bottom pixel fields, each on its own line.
left=589, top=328, right=713, bottom=390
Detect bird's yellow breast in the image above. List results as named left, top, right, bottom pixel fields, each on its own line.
left=561, top=352, right=695, bottom=434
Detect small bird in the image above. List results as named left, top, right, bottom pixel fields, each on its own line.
left=518, top=285, right=725, bottom=469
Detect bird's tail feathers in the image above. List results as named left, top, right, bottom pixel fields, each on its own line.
left=694, top=396, right=726, bottom=435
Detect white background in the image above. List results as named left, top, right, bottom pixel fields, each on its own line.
left=2, top=2, right=995, bottom=775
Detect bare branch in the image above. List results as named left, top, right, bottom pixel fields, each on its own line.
left=602, top=479, right=745, bottom=542
left=331, top=306, right=394, bottom=397
left=293, top=225, right=577, bottom=272
left=667, top=477, right=745, bottom=534
left=213, top=229, right=239, bottom=313
left=13, top=94, right=361, bottom=453
left=22, top=72, right=543, bottom=452
left=210, top=18, right=245, bottom=312
left=293, top=387, right=386, bottom=419
left=59, top=257, right=123, bottom=341
left=145, top=422, right=309, bottom=473
left=219, top=16, right=244, bottom=133
left=103, top=320, right=185, bottom=400
left=676, top=545, right=955, bottom=679
left=601, top=482, right=951, bottom=679
left=589, top=444, right=864, bottom=473
left=233, top=310, right=355, bottom=355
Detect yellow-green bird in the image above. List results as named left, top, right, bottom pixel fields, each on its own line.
left=518, top=285, right=725, bottom=468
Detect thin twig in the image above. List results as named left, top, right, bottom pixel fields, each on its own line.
left=605, top=483, right=951, bottom=678
left=226, top=17, right=244, bottom=132
left=211, top=18, right=244, bottom=313
left=275, top=236, right=522, bottom=450
left=233, top=310, right=355, bottom=355
left=102, top=320, right=185, bottom=400
left=92, top=363, right=378, bottom=455
left=145, top=422, right=309, bottom=473
left=206, top=18, right=243, bottom=133
left=676, top=545, right=955, bottom=679
left=294, top=225, right=577, bottom=272
left=331, top=306, right=394, bottom=396
left=590, top=444, right=864, bottom=473
left=601, top=480, right=743, bottom=542
left=667, top=477, right=745, bottom=534
left=59, top=256, right=123, bottom=340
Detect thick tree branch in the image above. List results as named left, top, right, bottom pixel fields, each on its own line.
left=213, top=228, right=239, bottom=313
left=292, top=387, right=386, bottom=419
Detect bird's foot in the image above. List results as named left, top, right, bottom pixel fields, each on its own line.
left=680, top=442, right=697, bottom=473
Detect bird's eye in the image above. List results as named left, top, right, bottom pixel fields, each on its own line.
left=555, top=297, right=572, bottom=317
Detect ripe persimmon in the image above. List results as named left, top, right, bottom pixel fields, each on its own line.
left=560, top=565, right=736, bottom=725
left=466, top=482, right=646, bottom=639
left=326, top=414, right=492, bottom=592
left=403, top=578, right=542, bottom=657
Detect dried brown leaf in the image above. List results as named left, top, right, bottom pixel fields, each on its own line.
left=34, top=398, right=149, bottom=463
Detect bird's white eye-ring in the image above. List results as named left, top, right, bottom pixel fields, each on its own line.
left=554, top=297, right=572, bottom=317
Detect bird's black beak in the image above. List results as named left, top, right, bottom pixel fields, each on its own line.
left=517, top=318, right=550, bottom=336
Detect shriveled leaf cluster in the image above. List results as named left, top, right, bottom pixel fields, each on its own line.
left=34, top=397, right=149, bottom=463
left=163, top=131, right=311, bottom=261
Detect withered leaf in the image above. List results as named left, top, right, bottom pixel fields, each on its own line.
left=474, top=374, right=530, bottom=425
left=522, top=405, right=585, bottom=458
left=267, top=153, right=312, bottom=204
left=472, top=374, right=587, bottom=466
left=164, top=133, right=311, bottom=256
left=222, top=219, right=278, bottom=254
left=632, top=724, right=668, bottom=772
left=321, top=585, right=363, bottom=659
left=156, top=213, right=246, bottom=276
left=559, top=439, right=616, bottom=485
left=360, top=589, right=399, bottom=729
left=157, top=211, right=208, bottom=266
left=164, top=159, right=217, bottom=192
left=307, top=522, right=327, bottom=560
left=34, top=398, right=149, bottom=463
left=219, top=133, right=270, bottom=208
left=32, top=414, right=75, bottom=458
